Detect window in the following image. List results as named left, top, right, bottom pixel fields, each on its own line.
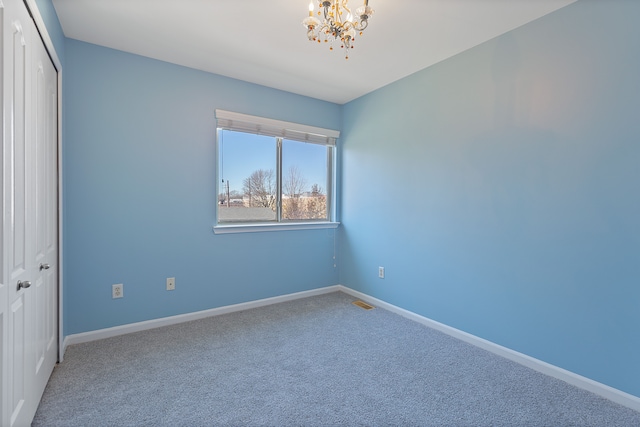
left=214, top=110, right=339, bottom=233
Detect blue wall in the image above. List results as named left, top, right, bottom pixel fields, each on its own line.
left=63, top=39, right=341, bottom=335
left=340, top=0, right=640, bottom=397
left=34, top=0, right=65, bottom=63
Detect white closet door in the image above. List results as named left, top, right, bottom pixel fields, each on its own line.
left=28, top=10, right=58, bottom=418
left=0, top=3, right=6, bottom=421
left=4, top=1, right=35, bottom=424
left=2, top=0, right=58, bottom=425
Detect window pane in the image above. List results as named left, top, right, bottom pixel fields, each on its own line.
left=281, top=139, right=328, bottom=221
left=218, top=130, right=277, bottom=222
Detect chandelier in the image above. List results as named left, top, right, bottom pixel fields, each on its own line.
left=302, top=1, right=375, bottom=59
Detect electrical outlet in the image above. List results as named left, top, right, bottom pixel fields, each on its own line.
left=378, top=266, right=385, bottom=279
left=166, top=277, right=175, bottom=291
left=112, top=283, right=123, bottom=299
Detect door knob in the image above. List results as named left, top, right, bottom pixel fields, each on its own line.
left=40, top=263, right=50, bottom=271
left=17, top=280, right=32, bottom=290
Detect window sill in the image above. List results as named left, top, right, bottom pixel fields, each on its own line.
left=213, top=221, right=340, bottom=234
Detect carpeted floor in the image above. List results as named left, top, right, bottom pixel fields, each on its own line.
left=33, top=291, right=640, bottom=426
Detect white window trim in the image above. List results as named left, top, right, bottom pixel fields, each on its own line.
left=214, top=110, right=340, bottom=233
left=213, top=221, right=340, bottom=234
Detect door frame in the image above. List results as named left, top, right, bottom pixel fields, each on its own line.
left=23, top=0, right=64, bottom=362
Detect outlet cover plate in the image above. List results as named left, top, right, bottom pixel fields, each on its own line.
left=112, top=283, right=123, bottom=299
left=166, top=277, right=175, bottom=291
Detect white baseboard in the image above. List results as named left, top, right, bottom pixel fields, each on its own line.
left=62, top=285, right=342, bottom=355
left=61, top=284, right=640, bottom=413
left=336, top=285, right=640, bottom=413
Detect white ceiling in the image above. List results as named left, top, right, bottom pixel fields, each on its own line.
left=52, top=0, right=576, bottom=105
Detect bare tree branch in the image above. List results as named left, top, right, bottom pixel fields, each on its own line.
left=243, top=169, right=276, bottom=209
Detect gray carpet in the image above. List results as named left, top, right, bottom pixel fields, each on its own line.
left=33, top=291, right=640, bottom=426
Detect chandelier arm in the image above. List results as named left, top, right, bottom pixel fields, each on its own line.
left=326, top=15, right=338, bottom=33
left=319, top=23, right=329, bottom=37
left=341, top=0, right=352, bottom=20
left=323, top=3, right=331, bottom=23
left=353, top=19, right=369, bottom=31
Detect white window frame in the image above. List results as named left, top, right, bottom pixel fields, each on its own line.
left=213, top=110, right=340, bottom=234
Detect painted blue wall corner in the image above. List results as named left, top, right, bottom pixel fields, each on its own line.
left=340, top=0, right=640, bottom=398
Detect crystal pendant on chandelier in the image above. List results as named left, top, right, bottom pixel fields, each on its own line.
left=302, top=0, right=375, bottom=59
